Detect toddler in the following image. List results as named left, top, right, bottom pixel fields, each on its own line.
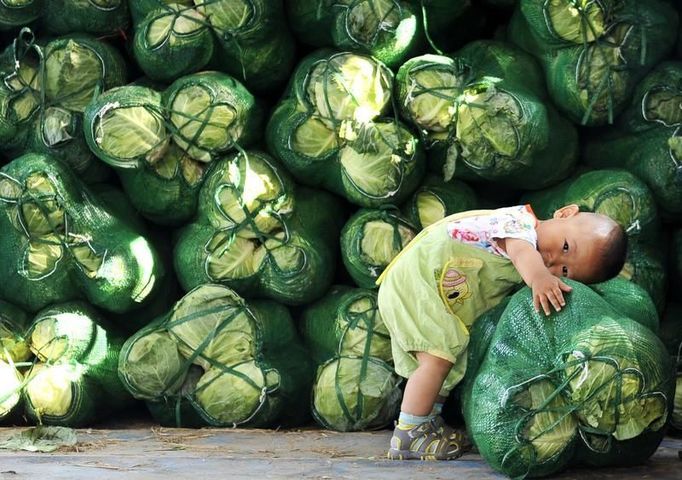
left=376, top=204, right=627, bottom=460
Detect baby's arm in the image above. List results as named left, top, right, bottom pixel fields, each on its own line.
left=498, top=237, right=572, bottom=315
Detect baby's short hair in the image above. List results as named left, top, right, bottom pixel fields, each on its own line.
left=593, top=221, right=628, bottom=283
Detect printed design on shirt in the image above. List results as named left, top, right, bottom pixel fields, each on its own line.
left=446, top=205, right=538, bottom=257
left=436, top=263, right=472, bottom=315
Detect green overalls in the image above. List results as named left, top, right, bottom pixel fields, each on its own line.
left=376, top=210, right=523, bottom=395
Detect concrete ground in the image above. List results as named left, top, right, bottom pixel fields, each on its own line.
left=0, top=421, right=680, bottom=480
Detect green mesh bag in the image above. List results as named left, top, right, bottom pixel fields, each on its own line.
left=0, top=0, right=42, bottom=30
left=340, top=207, right=417, bottom=289
left=286, top=0, right=422, bottom=68
left=0, top=152, right=164, bottom=314
left=119, top=283, right=313, bottom=428
left=22, top=302, right=133, bottom=427
left=462, top=279, right=672, bottom=478
left=0, top=359, right=24, bottom=425
left=660, top=303, right=682, bottom=431
left=88, top=183, right=181, bottom=334
left=300, top=285, right=402, bottom=431
left=674, top=374, right=682, bottom=430
left=42, top=0, right=129, bottom=35
left=461, top=278, right=657, bottom=397
left=0, top=300, right=31, bottom=424
left=0, top=30, right=126, bottom=181
left=660, top=303, right=682, bottom=358
left=508, top=0, right=679, bottom=126
left=174, top=150, right=342, bottom=305
left=401, top=174, right=478, bottom=229
left=266, top=50, right=426, bottom=207
left=130, top=0, right=192, bottom=22
left=584, top=62, right=682, bottom=219
left=483, top=0, right=516, bottom=7
left=0, top=300, right=31, bottom=366
left=670, top=227, right=682, bottom=294
left=198, top=0, right=296, bottom=94
left=420, top=1, right=490, bottom=55
left=395, top=40, right=578, bottom=189
left=83, top=71, right=262, bottom=225
left=133, top=4, right=214, bottom=82
left=522, top=168, right=666, bottom=310
left=587, top=277, right=659, bottom=333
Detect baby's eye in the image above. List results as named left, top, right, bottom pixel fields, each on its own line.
left=563, top=240, right=569, bottom=252
left=562, top=266, right=568, bottom=277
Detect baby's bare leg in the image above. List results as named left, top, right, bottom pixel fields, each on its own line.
left=401, top=352, right=453, bottom=415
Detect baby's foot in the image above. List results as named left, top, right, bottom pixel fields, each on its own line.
left=387, top=416, right=471, bottom=460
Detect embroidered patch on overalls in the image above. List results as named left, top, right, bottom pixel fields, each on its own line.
left=436, top=258, right=483, bottom=316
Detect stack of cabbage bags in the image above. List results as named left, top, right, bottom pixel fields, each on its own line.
left=508, top=0, right=679, bottom=125
left=585, top=62, right=682, bottom=220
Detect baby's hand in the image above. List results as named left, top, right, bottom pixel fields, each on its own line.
left=531, top=273, right=572, bottom=316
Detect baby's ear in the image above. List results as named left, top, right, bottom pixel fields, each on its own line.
left=553, top=204, right=580, bottom=219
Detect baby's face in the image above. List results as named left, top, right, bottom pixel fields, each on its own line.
left=536, top=213, right=610, bottom=283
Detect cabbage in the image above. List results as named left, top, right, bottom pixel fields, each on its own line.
left=301, top=286, right=400, bottom=431
left=267, top=50, right=425, bottom=208
left=340, top=208, right=417, bottom=288
left=119, top=284, right=313, bottom=428
left=312, top=356, right=402, bottom=431
left=0, top=362, right=23, bottom=418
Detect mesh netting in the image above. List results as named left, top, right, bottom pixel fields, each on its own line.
left=522, top=168, right=666, bottom=310
left=340, top=207, right=417, bottom=289
left=286, top=0, right=422, bottom=67
left=20, top=302, right=133, bottom=427
left=669, top=228, right=682, bottom=294
left=395, top=40, right=578, bottom=189
left=585, top=61, right=682, bottom=220
left=119, top=283, right=313, bottom=428
left=0, top=29, right=126, bottom=182
left=401, top=174, right=478, bottom=229
left=419, top=0, right=474, bottom=52
left=508, top=0, right=679, bottom=126
left=0, top=300, right=31, bottom=424
left=0, top=0, right=42, bottom=31
left=300, top=285, right=401, bottom=431
left=83, top=71, right=262, bottom=225
left=266, top=49, right=426, bottom=207
left=132, top=0, right=295, bottom=92
left=462, top=279, right=673, bottom=478
left=0, top=1, right=129, bottom=34
left=660, top=303, right=682, bottom=431
left=42, top=0, right=129, bottom=35
left=0, top=152, right=164, bottom=314
left=88, top=183, right=180, bottom=335
left=133, top=4, right=214, bottom=82
left=174, top=149, right=342, bottom=305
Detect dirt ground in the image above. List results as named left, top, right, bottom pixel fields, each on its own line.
left=0, top=421, right=680, bottom=480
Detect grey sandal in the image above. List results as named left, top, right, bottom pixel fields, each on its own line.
left=387, top=416, right=471, bottom=461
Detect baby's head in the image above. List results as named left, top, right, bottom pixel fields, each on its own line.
left=535, top=204, right=627, bottom=284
